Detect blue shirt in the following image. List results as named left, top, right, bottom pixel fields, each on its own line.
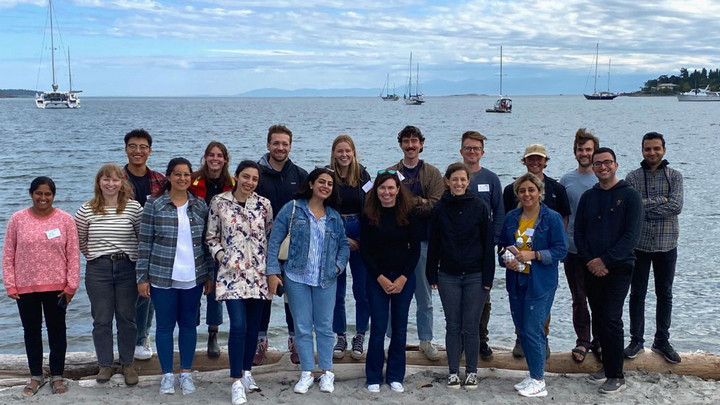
left=286, top=205, right=327, bottom=287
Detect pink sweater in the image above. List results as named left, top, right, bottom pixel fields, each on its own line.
left=2, top=208, right=80, bottom=296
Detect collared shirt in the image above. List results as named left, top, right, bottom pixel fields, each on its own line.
left=286, top=205, right=326, bottom=287
left=625, top=162, right=683, bottom=252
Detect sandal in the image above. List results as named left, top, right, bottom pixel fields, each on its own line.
left=50, top=375, right=68, bottom=394
left=571, top=346, right=588, bottom=363
left=23, top=375, right=45, bottom=396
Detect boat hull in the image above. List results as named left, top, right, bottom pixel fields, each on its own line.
left=35, top=92, right=80, bottom=109
left=583, top=93, right=617, bottom=100
left=676, top=95, right=720, bottom=102
left=485, top=108, right=511, bottom=113
left=404, top=95, right=425, bottom=105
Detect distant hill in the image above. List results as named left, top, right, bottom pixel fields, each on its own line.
left=235, top=79, right=496, bottom=97
left=0, top=89, right=35, bottom=98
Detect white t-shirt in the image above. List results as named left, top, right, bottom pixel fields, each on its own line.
left=171, top=202, right=196, bottom=289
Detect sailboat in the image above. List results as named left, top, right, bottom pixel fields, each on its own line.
left=35, top=0, right=81, bottom=109
left=486, top=46, right=512, bottom=113
left=380, top=73, right=399, bottom=101
left=583, top=43, right=617, bottom=100
left=404, top=53, right=425, bottom=105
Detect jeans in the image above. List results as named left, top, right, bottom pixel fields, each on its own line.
left=151, top=284, right=204, bottom=374
left=135, top=296, right=154, bottom=346
left=586, top=266, right=633, bottom=379
left=564, top=253, right=596, bottom=349
left=16, top=291, right=66, bottom=377
left=508, top=273, right=555, bottom=381
left=479, top=292, right=491, bottom=344
left=259, top=298, right=295, bottom=338
left=85, top=256, right=138, bottom=366
left=629, top=248, right=677, bottom=346
left=225, top=298, right=264, bottom=378
left=198, top=262, right=223, bottom=327
left=284, top=275, right=336, bottom=372
left=387, top=241, right=432, bottom=341
left=438, top=271, right=487, bottom=374
left=333, top=214, right=370, bottom=335
left=366, top=272, right=416, bottom=385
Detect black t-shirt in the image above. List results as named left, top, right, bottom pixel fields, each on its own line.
left=205, top=177, right=225, bottom=204
left=401, top=161, right=424, bottom=198
left=337, top=183, right=364, bottom=215
left=127, top=171, right=151, bottom=207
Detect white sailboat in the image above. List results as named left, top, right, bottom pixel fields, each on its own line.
left=583, top=43, right=617, bottom=100
left=35, top=0, right=81, bottom=109
left=404, top=52, right=425, bottom=105
left=486, top=45, right=512, bottom=113
left=380, top=73, right=399, bottom=101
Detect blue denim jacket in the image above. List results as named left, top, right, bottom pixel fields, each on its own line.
left=267, top=199, right=350, bottom=288
left=499, top=203, right=567, bottom=299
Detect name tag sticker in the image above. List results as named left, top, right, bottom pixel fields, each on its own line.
left=362, top=180, right=373, bottom=193
left=46, top=228, right=61, bottom=239
left=477, top=184, right=490, bottom=192
left=524, top=228, right=535, bottom=237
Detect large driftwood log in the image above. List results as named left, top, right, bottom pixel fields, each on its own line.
left=0, top=347, right=718, bottom=381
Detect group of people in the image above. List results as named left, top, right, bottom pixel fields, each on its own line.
left=2, top=124, right=683, bottom=402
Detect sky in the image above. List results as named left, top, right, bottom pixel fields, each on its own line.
left=1, top=0, right=719, bottom=97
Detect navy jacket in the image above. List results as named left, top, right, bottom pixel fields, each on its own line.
left=256, top=154, right=308, bottom=218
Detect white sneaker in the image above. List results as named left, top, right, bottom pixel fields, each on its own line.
left=242, top=371, right=260, bottom=392
left=159, top=373, right=175, bottom=394
left=134, top=341, right=153, bottom=360
left=389, top=381, right=404, bottom=393
left=319, top=371, right=335, bottom=393
left=231, top=380, right=247, bottom=404
left=514, top=376, right=532, bottom=391
left=517, top=378, right=547, bottom=398
left=419, top=340, right=440, bottom=361
left=179, top=372, right=196, bottom=395
left=367, top=384, right=380, bottom=393
left=293, top=371, right=314, bottom=394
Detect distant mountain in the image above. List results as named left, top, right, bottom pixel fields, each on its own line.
left=0, top=89, right=35, bottom=98
left=236, top=79, right=496, bottom=97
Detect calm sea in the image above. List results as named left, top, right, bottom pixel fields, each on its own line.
left=0, top=96, right=717, bottom=355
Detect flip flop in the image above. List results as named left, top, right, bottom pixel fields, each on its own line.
left=23, top=375, right=45, bottom=396
left=571, top=346, right=588, bottom=363
left=50, top=376, right=68, bottom=394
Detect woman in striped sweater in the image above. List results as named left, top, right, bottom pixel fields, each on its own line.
left=75, top=163, right=143, bottom=386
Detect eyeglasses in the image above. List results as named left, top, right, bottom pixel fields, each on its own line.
left=127, top=144, right=150, bottom=151
left=377, top=170, right=397, bottom=175
left=592, top=160, right=615, bottom=168
left=462, top=146, right=483, bottom=152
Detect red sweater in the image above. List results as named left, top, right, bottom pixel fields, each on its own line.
left=2, top=208, right=80, bottom=296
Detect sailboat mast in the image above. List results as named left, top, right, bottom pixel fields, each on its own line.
left=416, top=63, right=420, bottom=95
left=500, top=46, right=503, bottom=96
left=408, top=52, right=413, bottom=96
left=593, top=42, right=599, bottom=93
left=607, top=58, right=611, bottom=93
left=68, top=47, right=72, bottom=92
left=49, top=0, right=57, bottom=91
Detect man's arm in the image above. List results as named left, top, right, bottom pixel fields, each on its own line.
left=599, top=190, right=644, bottom=269
left=644, top=169, right=683, bottom=219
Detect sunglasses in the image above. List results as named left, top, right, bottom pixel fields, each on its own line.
left=377, top=169, right=397, bottom=175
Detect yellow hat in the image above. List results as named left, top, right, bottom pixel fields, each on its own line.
left=523, top=144, right=548, bottom=158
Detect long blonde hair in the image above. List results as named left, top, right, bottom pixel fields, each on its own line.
left=329, top=134, right=362, bottom=187
left=89, top=163, right=132, bottom=214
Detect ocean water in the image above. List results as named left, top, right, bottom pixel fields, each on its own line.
left=0, top=95, right=718, bottom=355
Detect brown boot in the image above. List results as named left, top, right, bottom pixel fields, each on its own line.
left=96, top=366, right=113, bottom=383
left=122, top=364, right=139, bottom=386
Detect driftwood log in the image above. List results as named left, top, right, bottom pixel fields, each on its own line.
left=0, top=345, right=718, bottom=381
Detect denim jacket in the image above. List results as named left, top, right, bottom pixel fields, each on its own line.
left=499, top=203, right=567, bottom=299
left=266, top=199, right=350, bottom=288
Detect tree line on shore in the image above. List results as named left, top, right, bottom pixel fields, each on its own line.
left=641, top=68, right=720, bottom=94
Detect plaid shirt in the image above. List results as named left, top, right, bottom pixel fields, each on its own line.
left=123, top=165, right=165, bottom=199
left=625, top=160, right=683, bottom=252
left=136, top=191, right=213, bottom=287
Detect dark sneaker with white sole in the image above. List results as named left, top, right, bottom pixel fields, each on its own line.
left=624, top=340, right=645, bottom=359
left=652, top=343, right=681, bottom=364
left=588, top=368, right=605, bottom=383
left=598, top=378, right=626, bottom=394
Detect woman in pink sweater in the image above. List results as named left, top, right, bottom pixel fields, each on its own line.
left=2, top=177, right=80, bottom=396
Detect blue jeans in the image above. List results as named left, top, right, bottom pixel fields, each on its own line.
left=366, top=273, right=416, bottom=385
left=16, top=291, right=66, bottom=377
left=85, top=256, right=138, bottom=366
left=386, top=241, right=432, bottom=341
left=151, top=284, right=204, bottom=374
left=437, top=271, right=487, bottom=374
left=508, top=273, right=556, bottom=381
left=333, top=214, right=370, bottom=335
left=135, top=296, right=154, bottom=345
left=284, top=275, right=336, bottom=371
left=629, top=248, right=677, bottom=346
left=225, top=298, right=264, bottom=378
left=197, top=262, right=223, bottom=327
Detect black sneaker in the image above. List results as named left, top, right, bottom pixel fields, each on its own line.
left=350, top=333, right=365, bottom=360
left=624, top=340, right=644, bottom=359
left=333, top=334, right=347, bottom=359
left=512, top=339, right=524, bottom=358
left=479, top=342, right=493, bottom=360
left=651, top=343, right=681, bottom=364
left=588, top=368, right=605, bottom=384
left=598, top=378, right=626, bottom=394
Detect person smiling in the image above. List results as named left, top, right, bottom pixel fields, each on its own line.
left=266, top=167, right=349, bottom=394
left=426, top=162, right=495, bottom=390
left=75, top=163, right=143, bottom=386
left=189, top=141, right=235, bottom=358
left=3, top=177, right=80, bottom=396
left=136, top=158, right=214, bottom=395
left=500, top=173, right=567, bottom=398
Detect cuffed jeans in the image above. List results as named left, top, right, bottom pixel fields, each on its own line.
left=508, top=273, right=555, bottom=381
left=564, top=253, right=596, bottom=349
left=151, top=284, right=204, bottom=374
left=259, top=298, right=295, bottom=338
left=135, top=296, right=154, bottom=345
left=85, top=256, right=138, bottom=367
left=586, top=266, right=632, bottom=379
left=366, top=273, right=416, bottom=385
left=284, top=276, right=336, bottom=372
left=438, top=271, right=488, bottom=374
left=226, top=298, right=264, bottom=378
left=16, top=291, right=66, bottom=377
left=334, top=214, right=370, bottom=335
left=629, top=248, right=677, bottom=346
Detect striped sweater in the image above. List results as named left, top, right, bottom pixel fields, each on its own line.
left=75, top=200, right=143, bottom=261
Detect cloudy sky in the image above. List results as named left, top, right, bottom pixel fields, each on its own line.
left=1, top=0, right=718, bottom=96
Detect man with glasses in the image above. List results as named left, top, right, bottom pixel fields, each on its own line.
left=122, top=128, right=165, bottom=361
left=624, top=132, right=683, bottom=364
left=460, top=130, right=503, bottom=360
left=574, top=147, right=643, bottom=394
left=254, top=124, right=308, bottom=365
left=387, top=125, right=444, bottom=361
